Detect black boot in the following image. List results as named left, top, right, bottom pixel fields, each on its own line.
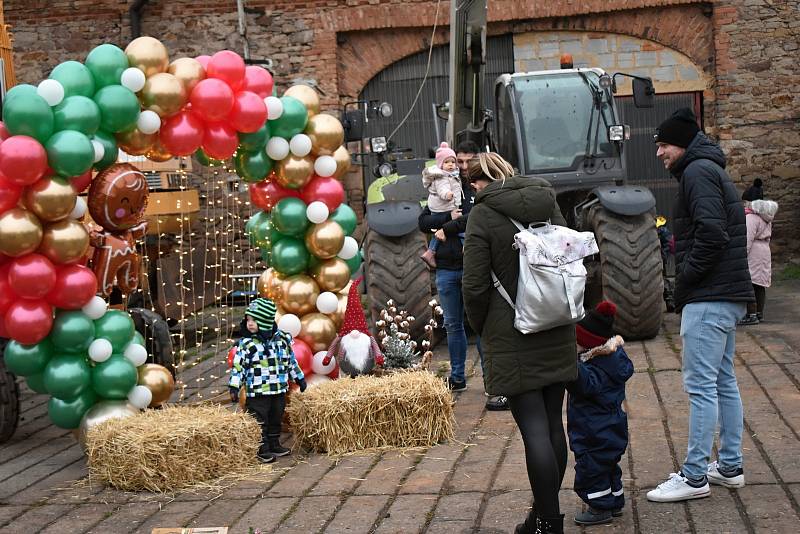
left=536, top=514, right=564, bottom=534
left=257, top=443, right=276, bottom=463
left=268, top=434, right=290, bottom=457
left=514, top=503, right=537, bottom=534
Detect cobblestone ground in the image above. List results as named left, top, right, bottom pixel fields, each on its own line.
left=1, top=280, right=799, bottom=534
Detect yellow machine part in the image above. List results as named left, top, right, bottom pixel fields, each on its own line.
left=0, top=1, right=17, bottom=89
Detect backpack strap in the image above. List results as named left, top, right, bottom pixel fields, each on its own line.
left=491, top=271, right=516, bottom=310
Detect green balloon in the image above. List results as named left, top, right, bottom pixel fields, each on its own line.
left=344, top=250, right=362, bottom=276
left=260, top=247, right=271, bottom=265
left=93, top=85, right=140, bottom=133
left=43, top=353, right=92, bottom=400
left=48, top=389, right=97, bottom=429
left=250, top=218, right=271, bottom=248
left=270, top=96, right=308, bottom=139
left=91, top=354, right=137, bottom=400
left=194, top=148, right=225, bottom=167
left=5, top=84, right=37, bottom=102
left=53, top=95, right=101, bottom=135
left=94, top=310, right=135, bottom=351
left=50, top=60, right=95, bottom=98
left=238, top=124, right=270, bottom=152
left=45, top=129, right=95, bottom=177
left=271, top=197, right=309, bottom=237
left=330, top=204, right=358, bottom=236
left=50, top=311, right=96, bottom=352
left=27, top=373, right=49, bottom=394
left=2, top=92, right=55, bottom=143
left=235, top=149, right=273, bottom=183
left=132, top=331, right=145, bottom=347
left=85, top=43, right=129, bottom=89
left=246, top=210, right=270, bottom=237
left=4, top=340, right=54, bottom=376
left=271, top=237, right=310, bottom=276
left=307, top=254, right=321, bottom=270
left=92, top=130, right=118, bottom=170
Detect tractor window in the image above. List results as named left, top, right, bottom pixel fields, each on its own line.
left=514, top=72, right=613, bottom=173
left=495, top=85, right=519, bottom=168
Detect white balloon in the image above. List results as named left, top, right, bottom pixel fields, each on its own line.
left=311, top=351, right=336, bottom=375
left=82, top=296, right=108, bottom=320
left=316, top=292, right=339, bottom=314
left=120, top=67, right=146, bottom=92
left=90, top=139, right=105, bottom=163
left=307, top=374, right=332, bottom=387
left=337, top=236, right=359, bottom=260
left=277, top=314, right=302, bottom=337
left=88, top=338, right=113, bottom=363
left=265, top=96, right=283, bottom=120
left=306, top=201, right=330, bottom=224
left=37, top=79, right=64, bottom=106
left=124, top=343, right=148, bottom=367
left=127, top=385, right=152, bottom=410
left=314, top=155, right=337, bottom=177
left=266, top=136, right=290, bottom=160
left=137, top=110, right=161, bottom=134
left=70, top=196, right=87, bottom=220
left=289, top=134, right=312, bottom=157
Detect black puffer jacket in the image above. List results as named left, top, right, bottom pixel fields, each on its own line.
left=670, top=132, right=754, bottom=311
left=418, top=175, right=476, bottom=271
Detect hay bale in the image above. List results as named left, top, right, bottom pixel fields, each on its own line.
left=287, top=370, right=455, bottom=455
left=86, top=405, right=261, bottom=493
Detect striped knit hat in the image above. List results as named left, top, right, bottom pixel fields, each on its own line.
left=246, top=297, right=277, bottom=332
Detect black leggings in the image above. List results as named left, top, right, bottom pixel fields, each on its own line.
left=747, top=284, right=766, bottom=316
left=508, top=384, right=568, bottom=518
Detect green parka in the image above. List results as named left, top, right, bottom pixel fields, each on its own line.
left=462, top=176, right=578, bottom=396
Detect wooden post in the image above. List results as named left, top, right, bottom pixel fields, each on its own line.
left=0, top=0, right=17, bottom=88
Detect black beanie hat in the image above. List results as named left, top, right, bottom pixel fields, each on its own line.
left=576, top=301, right=616, bottom=349
left=654, top=107, right=700, bottom=148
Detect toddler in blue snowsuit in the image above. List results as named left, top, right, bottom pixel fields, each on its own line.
left=566, top=301, right=634, bottom=526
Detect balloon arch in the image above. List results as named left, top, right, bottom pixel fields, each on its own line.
left=0, top=37, right=359, bottom=431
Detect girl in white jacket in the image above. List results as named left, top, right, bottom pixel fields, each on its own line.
left=420, top=142, right=463, bottom=268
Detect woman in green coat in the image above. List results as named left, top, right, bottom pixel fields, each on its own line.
left=463, top=153, right=577, bottom=534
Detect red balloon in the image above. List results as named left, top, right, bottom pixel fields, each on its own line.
left=242, top=66, right=274, bottom=99
left=4, top=299, right=53, bottom=345
left=189, top=78, right=234, bottom=122
left=8, top=253, right=56, bottom=299
left=0, top=135, right=48, bottom=186
left=202, top=122, right=239, bottom=160
left=229, top=91, right=267, bottom=133
left=227, top=347, right=236, bottom=368
left=207, top=50, right=245, bottom=91
left=0, top=122, right=10, bottom=142
left=249, top=179, right=301, bottom=211
left=195, top=55, right=211, bottom=69
left=0, top=314, right=8, bottom=338
left=0, top=173, right=22, bottom=213
left=160, top=110, right=205, bottom=156
left=292, top=338, right=314, bottom=376
left=46, top=264, right=97, bottom=309
left=0, top=263, right=13, bottom=314
left=301, top=176, right=345, bottom=212
left=69, top=169, right=93, bottom=193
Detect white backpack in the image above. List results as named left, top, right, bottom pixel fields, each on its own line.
left=491, top=218, right=598, bottom=334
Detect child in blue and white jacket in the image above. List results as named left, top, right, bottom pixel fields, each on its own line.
left=229, top=297, right=306, bottom=463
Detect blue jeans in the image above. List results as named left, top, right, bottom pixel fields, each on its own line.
left=680, top=301, right=746, bottom=479
left=436, top=268, right=467, bottom=383
left=428, top=236, right=440, bottom=252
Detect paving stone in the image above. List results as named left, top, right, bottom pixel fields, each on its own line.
left=0, top=505, right=28, bottom=528
left=479, top=490, right=532, bottom=533
left=0, top=446, right=85, bottom=501
left=267, top=456, right=335, bottom=497
left=187, top=498, right=255, bottom=529
left=744, top=361, right=800, bottom=435
left=398, top=443, right=462, bottom=494
left=134, top=500, right=209, bottom=533
left=85, top=502, right=161, bottom=534
left=428, top=490, right=482, bottom=526
left=0, top=435, right=76, bottom=484
left=310, top=454, right=376, bottom=496
left=40, top=503, right=117, bottom=534
left=278, top=495, right=340, bottom=533
left=230, top=496, right=296, bottom=533
left=737, top=485, right=800, bottom=531
left=325, top=494, right=389, bottom=533
left=635, top=496, right=691, bottom=532
left=5, top=453, right=88, bottom=505
left=217, top=469, right=284, bottom=499
left=447, top=413, right=515, bottom=493
left=353, top=452, right=420, bottom=496
left=687, top=489, right=749, bottom=533
left=0, top=503, right=73, bottom=534
left=373, top=494, right=438, bottom=534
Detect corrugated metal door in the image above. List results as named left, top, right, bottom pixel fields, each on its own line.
left=617, top=92, right=700, bottom=226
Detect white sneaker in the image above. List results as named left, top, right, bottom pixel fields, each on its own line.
left=646, top=472, right=710, bottom=502
left=707, top=461, right=745, bottom=488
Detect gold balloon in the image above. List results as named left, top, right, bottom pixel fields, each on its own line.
left=0, top=208, right=43, bottom=257
left=125, top=36, right=169, bottom=77
left=78, top=400, right=140, bottom=445
left=298, top=312, right=338, bottom=353
left=116, top=127, right=157, bottom=156
left=327, top=292, right=349, bottom=329
left=146, top=138, right=173, bottom=162
left=279, top=274, right=319, bottom=315
left=257, top=268, right=272, bottom=298
left=137, top=363, right=175, bottom=407
left=38, top=219, right=90, bottom=264
left=284, top=84, right=320, bottom=117
left=305, top=220, right=345, bottom=259
left=140, top=72, right=187, bottom=118
left=333, top=145, right=352, bottom=180
left=306, top=113, right=345, bottom=156
left=257, top=268, right=285, bottom=300
left=275, top=155, right=314, bottom=189
left=310, top=257, right=351, bottom=292
left=23, top=176, right=77, bottom=222
left=168, top=57, right=206, bottom=94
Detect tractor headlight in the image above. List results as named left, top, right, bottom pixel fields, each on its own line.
left=608, top=125, right=630, bottom=141
left=378, top=162, right=394, bottom=177
left=370, top=136, right=387, bottom=153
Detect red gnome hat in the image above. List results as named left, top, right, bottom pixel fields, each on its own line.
left=576, top=300, right=617, bottom=349
left=340, top=276, right=370, bottom=336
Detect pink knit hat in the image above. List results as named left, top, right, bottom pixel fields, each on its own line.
left=435, top=142, right=457, bottom=169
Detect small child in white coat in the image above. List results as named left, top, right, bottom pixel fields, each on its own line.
left=420, top=142, right=463, bottom=268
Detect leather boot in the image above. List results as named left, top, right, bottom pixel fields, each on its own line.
left=536, top=514, right=564, bottom=534
left=513, top=503, right=537, bottom=534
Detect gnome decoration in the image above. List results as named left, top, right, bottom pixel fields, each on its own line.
left=322, top=277, right=384, bottom=377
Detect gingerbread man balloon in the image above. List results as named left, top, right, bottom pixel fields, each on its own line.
left=87, top=163, right=149, bottom=297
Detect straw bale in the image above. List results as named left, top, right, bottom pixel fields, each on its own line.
left=85, top=405, right=261, bottom=493
left=287, top=370, right=455, bottom=455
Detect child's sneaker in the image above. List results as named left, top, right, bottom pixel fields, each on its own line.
left=646, top=472, right=710, bottom=502
left=268, top=436, right=291, bottom=457
left=574, top=507, right=613, bottom=526
left=446, top=377, right=467, bottom=392
left=420, top=249, right=437, bottom=269
left=257, top=450, right=276, bottom=463
left=737, top=313, right=759, bottom=326
left=707, top=461, right=745, bottom=488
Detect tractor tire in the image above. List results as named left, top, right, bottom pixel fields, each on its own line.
left=0, top=340, right=20, bottom=444
left=587, top=205, right=664, bottom=340
left=128, top=308, right=176, bottom=377
left=363, top=230, right=432, bottom=342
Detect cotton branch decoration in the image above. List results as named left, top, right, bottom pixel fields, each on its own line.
left=376, top=299, right=442, bottom=370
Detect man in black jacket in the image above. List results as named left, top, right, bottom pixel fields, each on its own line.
left=647, top=108, right=754, bottom=504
